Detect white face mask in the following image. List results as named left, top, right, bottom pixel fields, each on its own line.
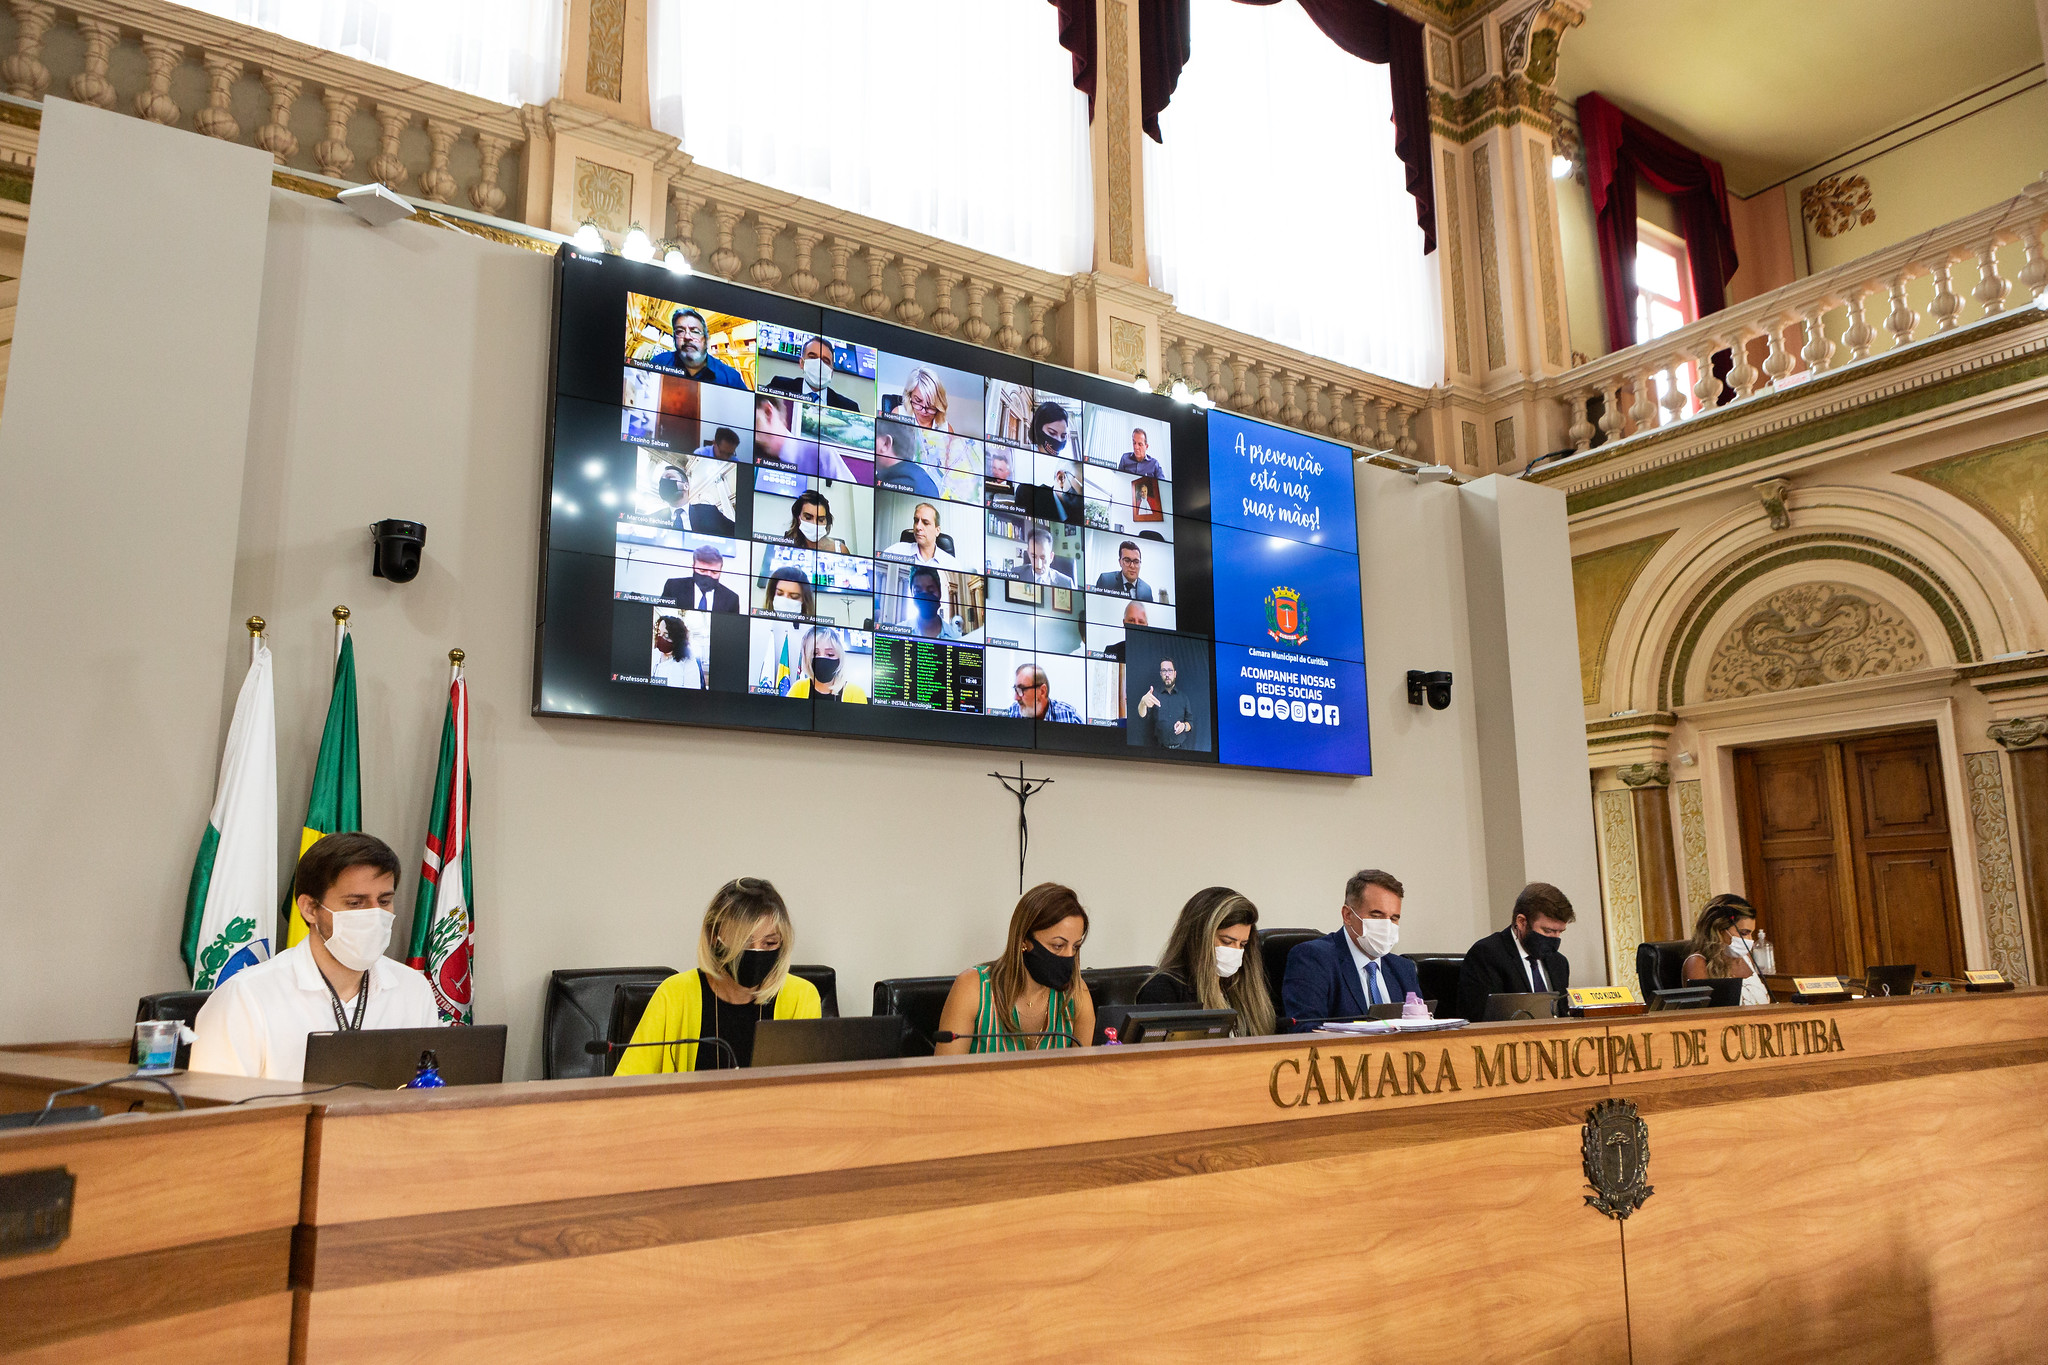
left=1351, top=915, right=1399, bottom=958
left=1727, top=935, right=1752, bottom=956
left=798, top=521, right=825, bottom=541
left=803, top=357, right=832, bottom=390
left=1213, top=944, right=1245, bottom=978
left=772, top=595, right=803, bottom=614
left=320, top=905, right=395, bottom=972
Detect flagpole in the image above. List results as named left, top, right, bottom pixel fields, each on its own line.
left=333, top=604, right=349, bottom=662
left=247, top=615, right=265, bottom=661
left=450, top=647, right=464, bottom=683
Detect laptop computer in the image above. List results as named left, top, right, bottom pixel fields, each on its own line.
left=1649, top=986, right=1715, bottom=1011
left=1481, top=992, right=1561, bottom=1022
left=1865, top=964, right=1917, bottom=998
left=750, top=1016, right=904, bottom=1068
left=1093, top=1006, right=1236, bottom=1045
left=302, top=1025, right=508, bottom=1089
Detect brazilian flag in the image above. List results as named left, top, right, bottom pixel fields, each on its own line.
left=283, top=626, right=360, bottom=946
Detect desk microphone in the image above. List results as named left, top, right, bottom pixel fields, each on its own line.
left=585, top=1036, right=741, bottom=1070
left=928, top=1029, right=1081, bottom=1049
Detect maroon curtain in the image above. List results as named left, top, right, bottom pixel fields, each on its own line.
left=1577, top=91, right=1738, bottom=354
left=1052, top=0, right=1434, bottom=254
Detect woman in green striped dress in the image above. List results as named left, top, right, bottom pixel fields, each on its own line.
left=935, top=883, right=1095, bottom=1054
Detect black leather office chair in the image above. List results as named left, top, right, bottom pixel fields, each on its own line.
left=1409, top=955, right=1465, bottom=1015
left=897, top=529, right=958, bottom=556
left=543, top=967, right=676, bottom=1079
left=873, top=976, right=957, bottom=1056
left=1082, top=965, right=1154, bottom=1009
left=1635, top=941, right=1691, bottom=1004
left=790, top=964, right=839, bottom=1018
left=135, top=990, right=210, bottom=1068
left=1259, top=928, right=1322, bottom=1009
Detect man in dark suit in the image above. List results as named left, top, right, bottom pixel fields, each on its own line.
left=761, top=336, right=859, bottom=410
left=660, top=544, right=741, bottom=614
left=1280, top=869, right=1418, bottom=1031
left=1092, top=540, right=1155, bottom=600
left=1455, top=882, right=1576, bottom=1022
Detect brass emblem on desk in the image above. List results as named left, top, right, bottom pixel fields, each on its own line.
left=1581, top=1098, right=1653, bottom=1220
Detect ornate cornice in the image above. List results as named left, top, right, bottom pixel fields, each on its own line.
left=1616, top=762, right=1671, bottom=788
left=1988, top=715, right=2048, bottom=750
left=1587, top=712, right=1677, bottom=734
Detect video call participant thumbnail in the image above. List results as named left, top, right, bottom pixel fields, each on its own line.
left=760, top=567, right=814, bottom=619
left=789, top=626, right=868, bottom=702
left=1002, top=661, right=1081, bottom=724
left=1119, top=426, right=1163, bottom=479
left=1094, top=540, right=1155, bottom=600
left=1019, top=525, right=1073, bottom=588
left=880, top=500, right=969, bottom=573
left=647, top=307, right=747, bottom=389
left=190, top=833, right=441, bottom=1080
left=874, top=420, right=939, bottom=495
left=616, top=877, right=823, bottom=1073
left=1135, top=657, right=1197, bottom=748
left=761, top=335, right=859, bottom=410
left=897, top=565, right=970, bottom=640
left=651, top=612, right=705, bottom=688
left=662, top=544, right=742, bottom=614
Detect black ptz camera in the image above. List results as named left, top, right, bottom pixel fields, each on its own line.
left=371, top=519, right=427, bottom=583
left=1406, top=670, right=1453, bottom=710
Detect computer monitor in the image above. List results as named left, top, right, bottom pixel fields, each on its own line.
left=1096, top=1006, right=1236, bottom=1044
left=1481, top=993, right=1560, bottom=1022
left=302, top=1025, right=508, bottom=1090
left=751, top=1016, right=904, bottom=1068
left=1649, top=987, right=1715, bottom=1012
left=1865, top=964, right=1917, bottom=998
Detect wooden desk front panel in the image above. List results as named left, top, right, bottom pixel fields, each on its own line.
left=0, top=1106, right=306, bottom=1361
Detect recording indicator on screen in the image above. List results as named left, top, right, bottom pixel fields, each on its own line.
left=872, top=636, right=984, bottom=713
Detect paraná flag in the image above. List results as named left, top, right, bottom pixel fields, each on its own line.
left=406, top=666, right=473, bottom=1022
left=285, top=623, right=361, bottom=946
left=182, top=639, right=277, bottom=989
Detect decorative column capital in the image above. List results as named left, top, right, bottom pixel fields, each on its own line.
left=1616, top=762, right=1671, bottom=788
left=1989, top=715, right=2048, bottom=750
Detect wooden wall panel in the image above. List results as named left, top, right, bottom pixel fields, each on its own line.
left=1623, top=1063, right=2048, bottom=1364
left=4, top=1292, right=292, bottom=1365
left=301, top=1126, right=1630, bottom=1365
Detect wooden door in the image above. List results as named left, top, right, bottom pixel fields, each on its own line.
left=1733, top=727, right=1964, bottom=980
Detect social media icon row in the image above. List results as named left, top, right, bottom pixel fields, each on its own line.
left=1237, top=693, right=1340, bottom=725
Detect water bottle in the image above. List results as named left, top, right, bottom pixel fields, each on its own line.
left=1103, top=1027, right=1122, bottom=1046
left=406, top=1049, right=446, bottom=1089
left=1401, top=991, right=1429, bottom=1020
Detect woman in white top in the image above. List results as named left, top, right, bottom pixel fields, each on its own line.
left=651, top=614, right=703, bottom=688
left=1682, top=894, right=1769, bottom=1006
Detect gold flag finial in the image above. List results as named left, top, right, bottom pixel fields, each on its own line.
left=449, top=648, right=466, bottom=665
left=246, top=616, right=266, bottom=637
left=333, top=605, right=351, bottom=622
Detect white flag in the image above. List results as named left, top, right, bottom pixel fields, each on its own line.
left=182, top=642, right=278, bottom=989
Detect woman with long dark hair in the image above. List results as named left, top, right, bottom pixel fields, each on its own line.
left=1682, top=893, right=1769, bottom=1006
left=1137, top=886, right=1276, bottom=1035
left=935, top=882, right=1094, bottom=1054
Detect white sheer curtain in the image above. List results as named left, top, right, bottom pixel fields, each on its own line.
left=1144, top=0, right=1442, bottom=386
left=174, top=0, right=561, bottom=108
left=649, top=0, right=1092, bottom=277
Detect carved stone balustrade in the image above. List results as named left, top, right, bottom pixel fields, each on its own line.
left=0, top=0, right=527, bottom=214
left=1544, top=180, right=2048, bottom=460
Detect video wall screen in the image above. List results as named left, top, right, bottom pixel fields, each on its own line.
left=537, top=249, right=1371, bottom=774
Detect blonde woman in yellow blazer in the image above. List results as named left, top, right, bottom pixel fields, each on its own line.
left=617, top=877, right=821, bottom=1073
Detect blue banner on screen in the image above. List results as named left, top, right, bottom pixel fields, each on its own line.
left=1209, top=523, right=1365, bottom=665
left=1205, top=411, right=1356, bottom=549
left=1214, top=643, right=1371, bottom=775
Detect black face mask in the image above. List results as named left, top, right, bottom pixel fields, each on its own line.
left=1521, top=925, right=1563, bottom=958
left=1023, top=940, right=1075, bottom=991
left=810, top=654, right=841, bottom=683
left=735, top=949, right=778, bottom=990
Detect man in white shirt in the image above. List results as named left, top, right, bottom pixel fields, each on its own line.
left=190, top=832, right=441, bottom=1080
left=879, top=501, right=965, bottom=573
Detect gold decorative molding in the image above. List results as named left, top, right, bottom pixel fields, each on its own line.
left=1676, top=780, right=1710, bottom=919
left=1571, top=531, right=1671, bottom=706
left=1965, top=752, right=2031, bottom=983
left=1494, top=414, right=1516, bottom=466
left=1800, top=173, right=1875, bottom=240
left=1701, top=583, right=1926, bottom=701
left=1103, top=0, right=1135, bottom=269
left=1527, top=140, right=1562, bottom=367
left=1441, top=148, right=1472, bottom=376
left=584, top=0, right=626, bottom=103
left=573, top=156, right=632, bottom=233
left=1472, top=142, right=1506, bottom=371
left=1598, top=788, right=1644, bottom=986
left=1108, top=316, right=1147, bottom=377
left=1903, top=436, right=2048, bottom=594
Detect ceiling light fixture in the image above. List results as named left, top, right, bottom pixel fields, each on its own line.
left=1169, top=378, right=1191, bottom=404
left=571, top=220, right=605, bottom=253
left=1551, top=154, right=1574, bottom=180
left=661, top=241, right=692, bottom=274
left=336, top=182, right=415, bottom=227
left=621, top=224, right=655, bottom=262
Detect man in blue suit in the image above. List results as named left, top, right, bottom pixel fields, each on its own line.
left=1280, top=869, right=1417, bottom=1030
